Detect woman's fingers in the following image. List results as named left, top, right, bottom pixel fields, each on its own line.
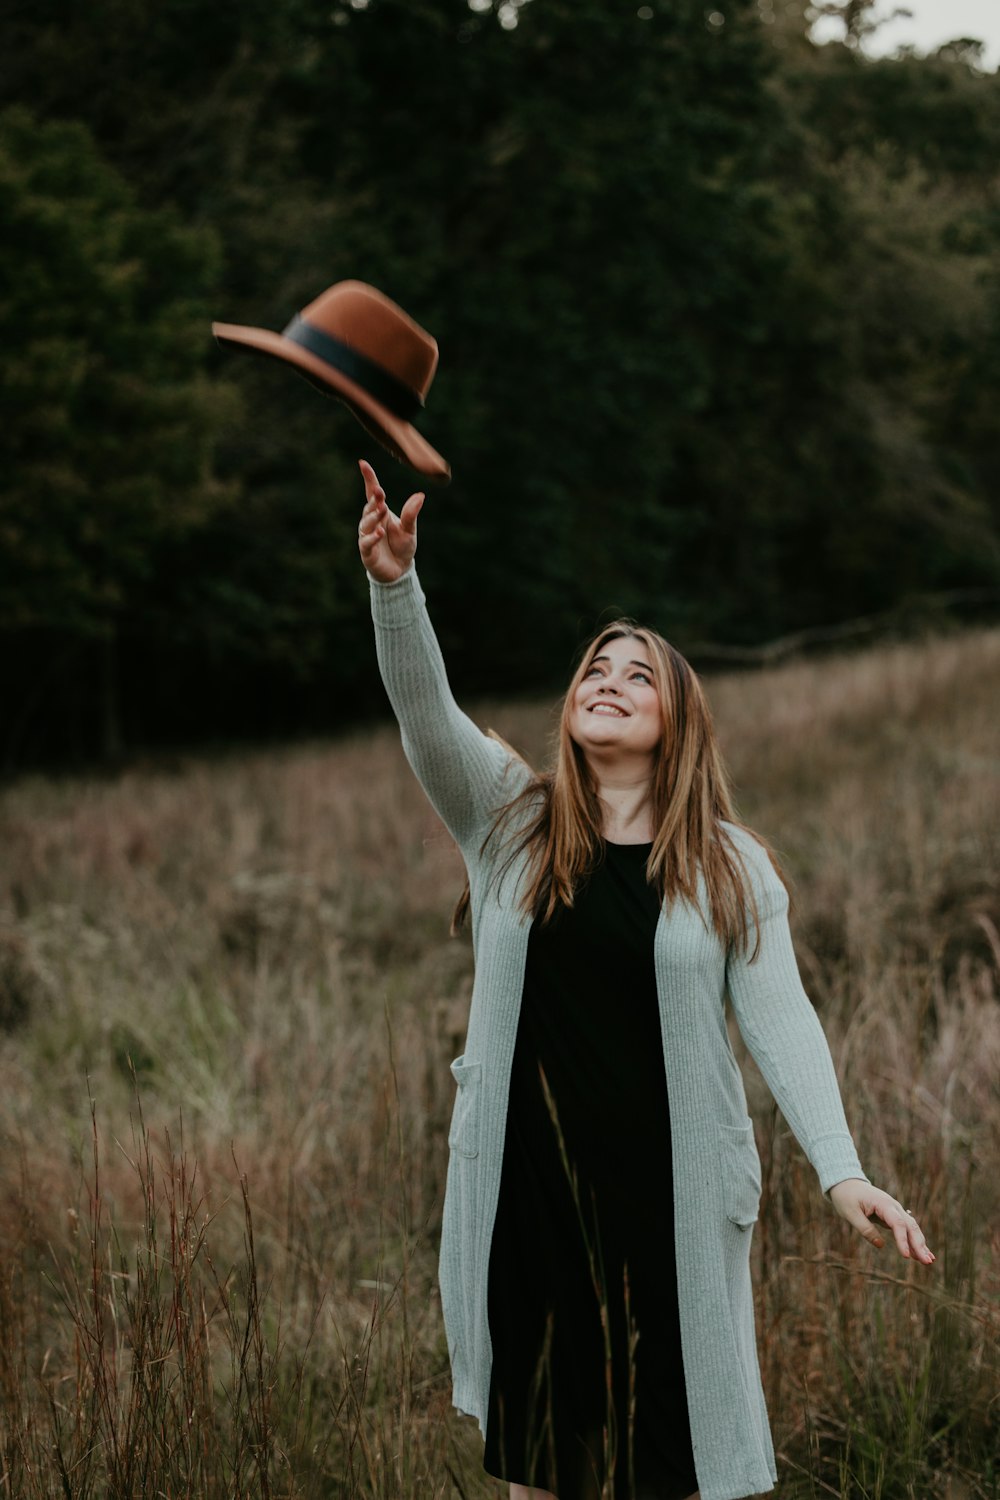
left=358, top=458, right=384, bottom=505
left=358, top=459, right=392, bottom=544
left=358, top=492, right=386, bottom=542
left=887, top=1205, right=935, bottom=1263
left=849, top=1204, right=887, bottom=1250
left=358, top=461, right=389, bottom=538
left=358, top=517, right=383, bottom=554
left=828, top=1181, right=935, bottom=1263
left=865, top=1198, right=934, bottom=1262
left=399, top=492, right=425, bottom=534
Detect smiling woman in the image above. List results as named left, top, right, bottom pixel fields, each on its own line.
left=455, top=615, right=772, bottom=957
left=356, top=459, right=935, bottom=1500
left=573, top=638, right=663, bottom=761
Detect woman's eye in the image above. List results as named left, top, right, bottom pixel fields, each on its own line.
left=631, top=671, right=651, bottom=684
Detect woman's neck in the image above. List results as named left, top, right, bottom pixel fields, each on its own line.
left=591, top=771, right=655, bottom=843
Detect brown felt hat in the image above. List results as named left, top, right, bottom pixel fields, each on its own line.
left=212, top=280, right=451, bottom=483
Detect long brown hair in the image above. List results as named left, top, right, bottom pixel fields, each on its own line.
left=451, top=619, right=785, bottom=960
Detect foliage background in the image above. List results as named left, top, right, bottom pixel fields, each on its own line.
left=1, top=0, right=999, bottom=766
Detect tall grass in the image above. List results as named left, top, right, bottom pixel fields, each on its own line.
left=0, top=624, right=998, bottom=1497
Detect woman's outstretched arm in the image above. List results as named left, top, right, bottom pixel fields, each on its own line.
left=357, top=459, right=523, bottom=851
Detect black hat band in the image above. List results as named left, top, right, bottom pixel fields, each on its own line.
left=282, top=314, right=425, bottom=424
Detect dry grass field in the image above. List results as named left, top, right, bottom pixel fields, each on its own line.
left=0, top=623, right=998, bottom=1499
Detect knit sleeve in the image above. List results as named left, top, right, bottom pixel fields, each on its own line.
left=368, top=566, right=526, bottom=849
left=724, top=829, right=869, bottom=1195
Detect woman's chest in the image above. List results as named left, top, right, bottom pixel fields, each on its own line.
left=522, top=844, right=661, bottom=996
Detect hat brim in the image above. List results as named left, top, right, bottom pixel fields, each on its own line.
left=211, top=322, right=451, bottom=485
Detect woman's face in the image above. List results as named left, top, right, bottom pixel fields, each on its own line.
left=569, top=634, right=663, bottom=759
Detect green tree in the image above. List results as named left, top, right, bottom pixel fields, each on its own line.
left=0, top=105, right=234, bottom=754
left=762, top=22, right=1000, bottom=618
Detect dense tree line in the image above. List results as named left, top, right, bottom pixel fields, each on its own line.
left=1, top=0, right=998, bottom=766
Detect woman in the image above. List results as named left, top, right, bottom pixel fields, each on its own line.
left=356, top=458, right=934, bottom=1500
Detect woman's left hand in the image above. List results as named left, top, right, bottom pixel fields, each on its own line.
left=827, top=1178, right=935, bottom=1264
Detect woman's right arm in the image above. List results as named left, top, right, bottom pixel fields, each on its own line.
left=357, top=459, right=522, bottom=850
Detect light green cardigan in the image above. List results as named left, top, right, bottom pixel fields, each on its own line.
left=369, top=564, right=869, bottom=1500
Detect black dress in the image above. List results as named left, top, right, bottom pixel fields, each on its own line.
left=483, top=840, right=698, bottom=1500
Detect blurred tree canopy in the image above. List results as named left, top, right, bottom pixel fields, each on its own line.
left=1, top=0, right=998, bottom=765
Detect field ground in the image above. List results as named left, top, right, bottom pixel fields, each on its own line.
left=1, top=623, right=998, bottom=1498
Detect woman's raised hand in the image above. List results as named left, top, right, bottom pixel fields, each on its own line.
left=357, top=458, right=425, bottom=582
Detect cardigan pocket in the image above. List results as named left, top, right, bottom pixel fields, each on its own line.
left=447, top=1055, right=482, bottom=1159
left=718, top=1120, right=762, bottom=1228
